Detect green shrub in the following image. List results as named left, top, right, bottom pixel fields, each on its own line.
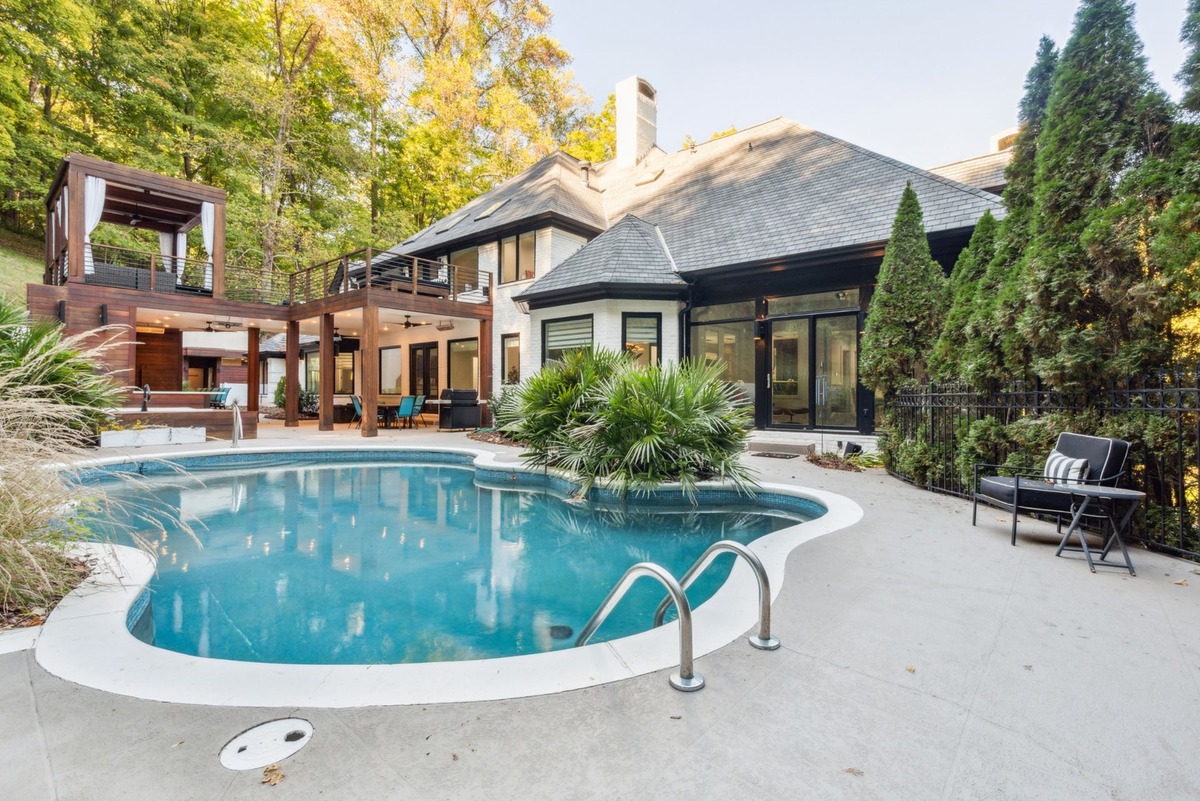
left=506, top=349, right=756, bottom=499
left=562, top=359, right=755, bottom=498
left=955, top=416, right=1010, bottom=486
left=272, top=377, right=318, bottom=415
left=503, top=347, right=633, bottom=464
left=299, top=387, right=318, bottom=415
left=490, top=383, right=523, bottom=434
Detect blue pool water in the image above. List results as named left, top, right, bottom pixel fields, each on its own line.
left=90, top=457, right=817, bottom=665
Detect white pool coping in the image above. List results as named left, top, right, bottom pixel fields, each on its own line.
left=35, top=446, right=862, bottom=707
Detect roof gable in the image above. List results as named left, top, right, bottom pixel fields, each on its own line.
left=400, top=151, right=606, bottom=254
left=515, top=214, right=684, bottom=302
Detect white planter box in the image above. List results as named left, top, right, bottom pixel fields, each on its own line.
left=100, top=427, right=206, bottom=448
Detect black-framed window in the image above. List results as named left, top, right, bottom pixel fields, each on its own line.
left=622, top=313, right=661, bottom=366
left=447, top=337, right=479, bottom=390
left=305, top=351, right=354, bottom=395
left=502, top=333, right=520, bottom=384
left=500, top=230, right=537, bottom=284
left=380, top=345, right=404, bottom=394
left=542, top=314, right=593, bottom=364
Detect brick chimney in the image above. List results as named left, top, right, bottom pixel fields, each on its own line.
left=614, top=75, right=657, bottom=168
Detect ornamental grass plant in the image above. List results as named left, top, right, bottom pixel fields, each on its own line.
left=0, top=297, right=123, bottom=615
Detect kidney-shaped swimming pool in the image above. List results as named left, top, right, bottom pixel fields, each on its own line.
left=88, top=452, right=822, bottom=666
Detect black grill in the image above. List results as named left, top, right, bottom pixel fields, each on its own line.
left=439, top=388, right=480, bottom=430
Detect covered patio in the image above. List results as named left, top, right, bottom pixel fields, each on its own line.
left=29, top=154, right=494, bottom=439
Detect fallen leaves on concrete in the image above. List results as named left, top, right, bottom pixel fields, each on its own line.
left=1174, top=578, right=1189, bottom=587
left=261, top=764, right=284, bottom=785
left=843, top=768, right=864, bottom=777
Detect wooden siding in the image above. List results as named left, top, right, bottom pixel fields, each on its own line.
left=110, top=408, right=258, bottom=440
left=134, top=329, right=183, bottom=390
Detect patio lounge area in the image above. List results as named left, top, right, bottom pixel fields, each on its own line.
left=2, top=431, right=1197, bottom=800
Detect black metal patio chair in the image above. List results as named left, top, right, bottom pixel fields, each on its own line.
left=972, top=432, right=1131, bottom=545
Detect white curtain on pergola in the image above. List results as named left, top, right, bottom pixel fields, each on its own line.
left=83, top=176, right=106, bottom=275
left=158, top=231, right=174, bottom=275
left=201, top=201, right=215, bottom=290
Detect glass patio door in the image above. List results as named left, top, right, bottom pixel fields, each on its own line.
left=814, top=316, right=857, bottom=428
left=410, top=343, right=438, bottom=397
left=769, top=318, right=810, bottom=426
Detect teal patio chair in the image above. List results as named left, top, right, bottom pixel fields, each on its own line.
left=408, top=395, right=426, bottom=428
left=394, top=395, right=416, bottom=429
left=351, top=395, right=390, bottom=429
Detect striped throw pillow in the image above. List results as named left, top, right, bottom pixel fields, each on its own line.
left=1044, top=450, right=1089, bottom=485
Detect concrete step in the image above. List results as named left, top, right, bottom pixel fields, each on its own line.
left=748, top=430, right=879, bottom=455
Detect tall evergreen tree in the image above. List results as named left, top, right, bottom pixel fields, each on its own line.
left=1153, top=0, right=1200, bottom=360
left=860, top=182, right=948, bottom=392
left=960, top=36, right=1058, bottom=388
left=930, top=210, right=997, bottom=380
left=1019, top=0, right=1172, bottom=393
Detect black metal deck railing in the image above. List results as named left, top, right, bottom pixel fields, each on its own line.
left=885, top=376, right=1200, bottom=561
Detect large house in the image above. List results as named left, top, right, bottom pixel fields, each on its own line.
left=396, top=76, right=1003, bottom=433
left=28, top=76, right=1002, bottom=437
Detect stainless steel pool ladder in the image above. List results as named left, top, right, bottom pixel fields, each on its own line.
left=653, top=540, right=779, bottom=652
left=574, top=562, right=705, bottom=692
left=574, top=541, right=779, bottom=693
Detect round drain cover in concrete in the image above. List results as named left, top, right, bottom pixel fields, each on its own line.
left=220, top=718, right=313, bottom=770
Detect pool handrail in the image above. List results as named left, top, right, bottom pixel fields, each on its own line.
left=652, top=540, right=780, bottom=651
left=574, top=561, right=704, bottom=692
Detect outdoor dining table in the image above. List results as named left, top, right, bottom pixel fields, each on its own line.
left=1054, top=484, right=1144, bottom=576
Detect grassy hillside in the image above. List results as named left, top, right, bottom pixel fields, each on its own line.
left=0, top=229, right=43, bottom=303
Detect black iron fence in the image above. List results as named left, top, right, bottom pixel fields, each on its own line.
left=884, top=377, right=1200, bottom=561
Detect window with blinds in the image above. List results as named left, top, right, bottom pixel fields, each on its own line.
left=543, top=315, right=593, bottom=363
left=623, top=313, right=660, bottom=366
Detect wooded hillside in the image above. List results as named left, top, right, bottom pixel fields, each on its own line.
left=0, top=0, right=605, bottom=271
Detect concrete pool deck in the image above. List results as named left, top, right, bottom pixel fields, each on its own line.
left=2, top=422, right=1199, bottom=799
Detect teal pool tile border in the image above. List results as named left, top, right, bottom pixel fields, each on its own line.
left=79, top=449, right=828, bottom=522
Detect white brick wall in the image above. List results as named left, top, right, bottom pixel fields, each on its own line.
left=491, top=227, right=588, bottom=388
left=528, top=298, right=682, bottom=370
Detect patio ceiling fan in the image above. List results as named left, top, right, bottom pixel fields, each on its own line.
left=402, top=315, right=430, bottom=330
left=204, top=320, right=241, bottom=332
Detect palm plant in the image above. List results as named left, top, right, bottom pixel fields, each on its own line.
left=501, top=347, right=633, bottom=464
left=563, top=359, right=755, bottom=499
left=505, top=348, right=756, bottom=500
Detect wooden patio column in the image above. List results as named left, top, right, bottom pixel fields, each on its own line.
left=246, top=327, right=260, bottom=412
left=478, top=316, right=493, bottom=425
left=212, top=201, right=227, bottom=299
left=360, top=304, right=379, bottom=438
left=318, top=313, right=334, bottom=431
left=285, top=320, right=299, bottom=427
left=66, top=164, right=85, bottom=282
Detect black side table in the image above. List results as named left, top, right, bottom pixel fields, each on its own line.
left=1054, top=485, right=1144, bottom=576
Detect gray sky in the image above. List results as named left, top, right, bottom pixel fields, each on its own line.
left=548, top=0, right=1189, bottom=168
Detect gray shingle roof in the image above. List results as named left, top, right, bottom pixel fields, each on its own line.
left=928, top=150, right=1012, bottom=193
left=515, top=214, right=684, bottom=301
left=399, top=151, right=606, bottom=255
left=595, top=118, right=1005, bottom=275
left=260, top=333, right=319, bottom=354
left=390, top=117, right=1005, bottom=285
